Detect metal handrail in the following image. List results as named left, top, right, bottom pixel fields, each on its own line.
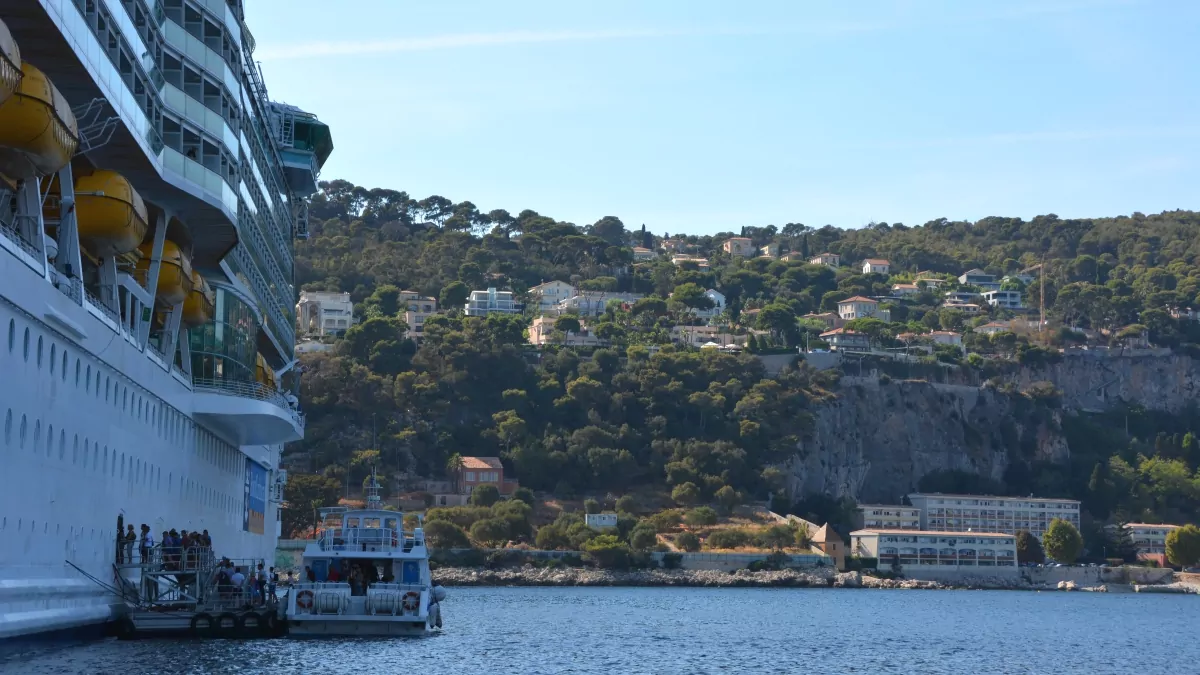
left=192, top=376, right=304, bottom=427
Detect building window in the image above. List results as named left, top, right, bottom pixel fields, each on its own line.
left=465, top=471, right=476, bottom=482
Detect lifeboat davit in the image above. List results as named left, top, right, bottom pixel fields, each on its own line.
left=182, top=270, right=214, bottom=328
left=135, top=239, right=194, bottom=306
left=0, top=18, right=20, bottom=105
left=0, top=61, right=79, bottom=179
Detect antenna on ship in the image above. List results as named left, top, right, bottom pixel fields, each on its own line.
left=366, top=466, right=382, bottom=509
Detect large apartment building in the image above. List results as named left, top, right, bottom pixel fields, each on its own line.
left=850, top=530, right=1018, bottom=571
left=908, top=493, right=1081, bottom=539
left=857, top=505, right=921, bottom=530
left=465, top=288, right=521, bottom=316
left=1122, top=523, right=1181, bottom=564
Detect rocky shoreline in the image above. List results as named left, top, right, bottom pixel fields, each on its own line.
left=434, top=566, right=1042, bottom=591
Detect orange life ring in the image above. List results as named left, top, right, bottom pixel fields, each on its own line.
left=401, top=591, right=420, bottom=612
left=296, top=589, right=314, bottom=610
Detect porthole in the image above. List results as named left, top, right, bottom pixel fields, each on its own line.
left=45, top=424, right=52, bottom=457
left=105, top=377, right=110, bottom=402
left=49, top=344, right=56, bottom=374
left=75, top=360, right=80, bottom=385
left=33, top=420, right=40, bottom=452
left=19, top=414, right=26, bottom=449
left=85, top=365, right=91, bottom=391
left=6, top=319, right=13, bottom=352
left=36, top=336, right=42, bottom=367
left=58, top=430, right=65, bottom=460
left=22, top=327, right=29, bottom=361
left=72, top=435, right=79, bottom=464
left=61, top=350, right=67, bottom=380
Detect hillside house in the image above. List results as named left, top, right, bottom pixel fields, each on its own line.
left=891, top=283, right=920, bottom=297
left=929, top=331, right=963, bottom=347
left=982, top=289, right=1024, bottom=310
left=555, top=291, right=644, bottom=318
left=759, top=243, right=780, bottom=258
left=837, top=296, right=879, bottom=321
left=958, top=269, right=1001, bottom=292
left=528, top=316, right=608, bottom=347
left=820, top=328, right=870, bottom=352
left=456, top=457, right=517, bottom=497
left=671, top=255, right=710, bottom=269
left=976, top=321, right=1012, bottom=336
left=529, top=280, right=576, bottom=311
left=723, top=237, right=755, bottom=257
left=296, top=291, right=354, bottom=336
left=401, top=294, right=438, bottom=338
left=861, top=259, right=890, bottom=275
left=465, top=288, right=521, bottom=316
left=632, top=247, right=656, bottom=261
left=810, top=252, right=840, bottom=267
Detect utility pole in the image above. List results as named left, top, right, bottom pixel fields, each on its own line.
left=1040, top=258, right=1046, bottom=336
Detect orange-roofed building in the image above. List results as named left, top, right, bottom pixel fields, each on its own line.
left=457, top=456, right=518, bottom=496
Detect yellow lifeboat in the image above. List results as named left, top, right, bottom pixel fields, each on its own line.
left=0, top=18, right=21, bottom=105
left=42, top=170, right=150, bottom=258
left=0, top=62, right=79, bottom=179
left=135, top=239, right=194, bottom=306
left=255, top=354, right=276, bottom=392
left=75, top=170, right=150, bottom=257
left=181, top=270, right=214, bottom=328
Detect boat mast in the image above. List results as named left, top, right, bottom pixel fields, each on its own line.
left=365, top=466, right=382, bottom=509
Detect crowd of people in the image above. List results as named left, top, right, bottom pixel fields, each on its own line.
left=213, top=559, right=279, bottom=606
left=302, top=560, right=394, bottom=596
left=116, top=523, right=214, bottom=569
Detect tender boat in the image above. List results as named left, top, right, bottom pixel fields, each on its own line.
left=286, top=474, right=445, bottom=636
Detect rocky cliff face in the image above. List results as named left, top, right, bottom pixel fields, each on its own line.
left=1011, top=351, right=1199, bottom=414
left=785, top=377, right=1067, bottom=504
left=786, top=352, right=1198, bottom=503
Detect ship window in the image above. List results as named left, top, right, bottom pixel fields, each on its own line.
left=36, top=336, right=42, bottom=367
left=23, top=327, right=29, bottom=361
left=105, top=377, right=110, bottom=401
left=73, top=435, right=78, bottom=464
left=120, top=454, right=125, bottom=479
left=49, top=344, right=56, bottom=374
left=61, top=350, right=67, bottom=380
left=33, top=420, right=40, bottom=453
left=19, top=415, right=25, bottom=449
left=6, top=319, right=12, bottom=351
left=46, top=425, right=53, bottom=457
left=168, top=472, right=173, bottom=494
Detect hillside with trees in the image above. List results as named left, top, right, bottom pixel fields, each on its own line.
left=283, top=179, right=1200, bottom=552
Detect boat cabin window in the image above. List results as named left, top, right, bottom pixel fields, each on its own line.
left=384, top=517, right=398, bottom=532
left=362, top=517, right=381, bottom=528
left=346, top=517, right=359, bottom=528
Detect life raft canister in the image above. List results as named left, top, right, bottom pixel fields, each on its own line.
left=296, top=589, right=314, bottom=610
left=401, top=591, right=420, bottom=612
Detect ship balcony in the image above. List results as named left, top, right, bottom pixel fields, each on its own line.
left=192, top=377, right=304, bottom=445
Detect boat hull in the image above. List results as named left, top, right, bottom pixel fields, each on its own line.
left=287, top=618, right=436, bottom=637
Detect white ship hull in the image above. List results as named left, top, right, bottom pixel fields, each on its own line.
left=0, top=251, right=281, bottom=639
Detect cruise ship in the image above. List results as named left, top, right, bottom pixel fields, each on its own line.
left=0, top=0, right=330, bottom=638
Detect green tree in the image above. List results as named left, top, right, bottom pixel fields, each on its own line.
left=1015, top=529, right=1044, bottom=564
left=684, top=506, right=718, bottom=527
left=281, top=473, right=342, bottom=537
left=469, top=517, right=511, bottom=547
left=715, top=485, right=742, bottom=514
left=675, top=531, right=701, bottom=552
left=759, top=524, right=795, bottom=551
left=615, top=495, right=637, bottom=514
left=671, top=482, right=700, bottom=506
left=424, top=520, right=472, bottom=549
left=1042, top=519, right=1083, bottom=563
left=470, top=484, right=501, bottom=507
left=1104, top=523, right=1138, bottom=563
left=672, top=283, right=715, bottom=311
left=553, top=315, right=582, bottom=336
left=439, top=280, right=470, bottom=310
left=512, top=487, right=535, bottom=505
left=629, top=524, right=659, bottom=550
left=582, top=534, right=632, bottom=569
left=1166, top=524, right=1200, bottom=568
left=584, top=498, right=601, bottom=514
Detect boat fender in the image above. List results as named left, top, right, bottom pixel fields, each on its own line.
left=216, top=612, right=239, bottom=638
left=432, top=603, right=442, bottom=629
left=431, top=585, right=447, bottom=603
left=239, top=611, right=261, bottom=635
left=401, top=591, right=420, bottom=612
left=189, top=613, right=213, bottom=636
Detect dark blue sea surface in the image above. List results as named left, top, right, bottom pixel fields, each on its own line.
left=1, top=587, right=1196, bottom=674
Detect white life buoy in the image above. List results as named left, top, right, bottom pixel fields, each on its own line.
left=296, top=589, right=314, bottom=610
left=401, top=591, right=420, bottom=612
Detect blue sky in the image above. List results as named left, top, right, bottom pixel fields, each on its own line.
left=249, top=0, right=1199, bottom=236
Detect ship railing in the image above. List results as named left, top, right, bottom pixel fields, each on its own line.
left=318, top=528, right=424, bottom=552
left=192, top=376, right=304, bottom=427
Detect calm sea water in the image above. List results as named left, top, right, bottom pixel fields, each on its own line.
left=2, top=587, right=1197, bottom=674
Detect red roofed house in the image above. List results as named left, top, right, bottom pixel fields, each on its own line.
left=837, top=296, right=879, bottom=321
left=862, top=259, right=890, bottom=275
left=457, top=456, right=518, bottom=497
left=820, top=328, right=870, bottom=352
